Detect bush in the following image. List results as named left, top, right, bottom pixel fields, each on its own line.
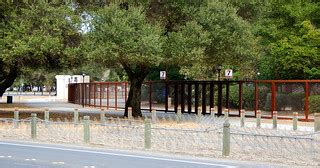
left=287, top=92, right=305, bottom=110
left=216, top=84, right=269, bottom=110
left=309, top=95, right=320, bottom=114
left=228, top=85, right=255, bottom=110
left=264, top=93, right=288, bottom=111
left=263, top=92, right=305, bottom=111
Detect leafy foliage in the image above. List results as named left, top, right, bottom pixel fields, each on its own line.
left=255, top=1, right=320, bottom=79
left=86, top=4, right=164, bottom=73
left=1, top=2, right=81, bottom=69
left=309, top=95, right=320, bottom=114
left=85, top=3, right=209, bottom=116
left=271, top=21, right=320, bottom=79
left=179, top=1, right=258, bottom=80
left=0, top=1, right=82, bottom=96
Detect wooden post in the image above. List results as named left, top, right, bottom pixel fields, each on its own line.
left=240, top=109, right=245, bottom=127
left=45, top=108, right=50, bottom=127
left=83, top=116, right=90, bottom=144
left=314, top=113, right=320, bottom=132
left=222, top=120, right=230, bottom=156
left=210, top=107, right=215, bottom=117
left=128, top=107, right=132, bottom=120
left=74, top=108, right=79, bottom=124
left=168, top=97, right=172, bottom=108
left=151, top=109, right=157, bottom=124
left=144, top=119, right=151, bottom=149
left=256, top=110, right=261, bottom=128
left=177, top=107, right=182, bottom=123
left=14, top=108, right=19, bottom=128
left=14, top=108, right=19, bottom=121
left=273, top=111, right=278, bottom=129
left=293, top=112, right=298, bottom=131
left=100, top=109, right=106, bottom=123
left=31, top=113, right=37, bottom=139
left=224, top=109, right=229, bottom=119
left=197, top=107, right=202, bottom=117
left=197, top=107, right=202, bottom=123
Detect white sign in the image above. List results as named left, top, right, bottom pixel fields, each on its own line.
left=225, top=69, right=233, bottom=78
left=160, top=71, right=166, bottom=80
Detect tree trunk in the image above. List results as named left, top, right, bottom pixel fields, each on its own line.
left=0, top=67, right=18, bottom=97
left=122, top=62, right=150, bottom=117
left=124, top=77, right=145, bottom=117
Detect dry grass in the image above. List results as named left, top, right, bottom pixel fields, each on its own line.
left=0, top=103, right=33, bottom=109
left=0, top=117, right=319, bottom=167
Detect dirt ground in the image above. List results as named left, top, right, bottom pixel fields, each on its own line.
left=0, top=95, right=317, bottom=128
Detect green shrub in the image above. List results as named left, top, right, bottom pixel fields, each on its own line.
left=263, top=92, right=305, bottom=111
left=264, top=93, right=288, bottom=111
left=214, top=84, right=269, bottom=110
left=287, top=92, right=305, bottom=110
left=309, top=95, right=320, bottom=113
left=228, top=85, right=256, bottom=110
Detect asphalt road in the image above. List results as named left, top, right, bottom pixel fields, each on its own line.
left=0, top=141, right=281, bottom=168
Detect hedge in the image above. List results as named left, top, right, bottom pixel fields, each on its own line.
left=309, top=95, right=320, bottom=114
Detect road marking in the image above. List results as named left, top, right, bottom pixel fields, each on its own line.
left=31, top=158, right=36, bottom=161
left=52, top=162, right=65, bottom=164
left=0, top=141, right=236, bottom=168
left=7, top=156, right=12, bottom=158
left=0, top=156, right=4, bottom=158
left=25, top=159, right=30, bottom=161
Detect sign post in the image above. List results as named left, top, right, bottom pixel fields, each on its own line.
left=160, top=71, right=166, bottom=80
left=225, top=69, right=233, bottom=79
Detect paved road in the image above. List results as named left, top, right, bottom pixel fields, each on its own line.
left=0, top=141, right=281, bottom=168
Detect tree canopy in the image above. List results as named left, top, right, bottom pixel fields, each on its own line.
left=254, top=0, right=320, bottom=79
left=0, top=1, right=82, bottom=96
left=178, top=1, right=258, bottom=80
left=85, top=3, right=209, bottom=116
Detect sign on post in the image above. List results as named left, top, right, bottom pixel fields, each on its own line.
left=160, top=71, right=166, bottom=80
left=225, top=69, right=233, bottom=79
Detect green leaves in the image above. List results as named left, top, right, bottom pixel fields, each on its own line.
left=254, top=1, right=320, bottom=80
left=87, top=4, right=164, bottom=69
left=179, top=1, right=257, bottom=80
left=164, top=21, right=209, bottom=65
left=269, top=20, right=320, bottom=79
left=1, top=2, right=81, bottom=71
left=85, top=1, right=265, bottom=80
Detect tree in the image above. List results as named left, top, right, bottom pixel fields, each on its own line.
left=13, top=68, right=57, bottom=93
left=269, top=21, right=320, bottom=79
left=0, top=1, right=82, bottom=97
left=85, top=4, right=208, bottom=117
left=178, top=1, right=258, bottom=80
left=86, top=5, right=163, bottom=117
left=254, top=1, right=320, bottom=79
